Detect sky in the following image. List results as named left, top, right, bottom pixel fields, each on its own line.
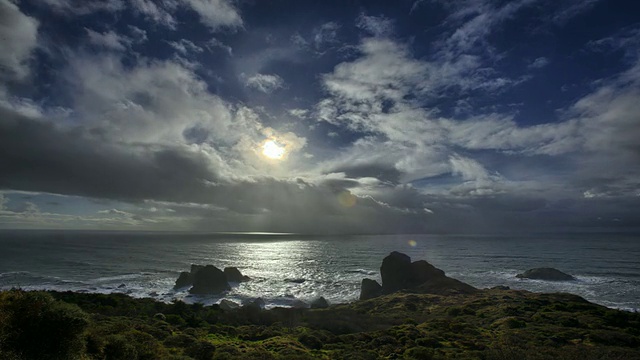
left=0, top=0, right=639, bottom=234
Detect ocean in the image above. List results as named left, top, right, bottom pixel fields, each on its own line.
left=0, top=230, right=638, bottom=311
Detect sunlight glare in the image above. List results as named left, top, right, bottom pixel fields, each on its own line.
left=262, top=140, right=286, bottom=159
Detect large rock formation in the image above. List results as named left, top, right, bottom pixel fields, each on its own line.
left=516, top=268, right=576, bottom=281
left=360, top=251, right=477, bottom=300
left=380, top=251, right=413, bottom=293
left=174, top=264, right=250, bottom=292
left=190, top=265, right=231, bottom=294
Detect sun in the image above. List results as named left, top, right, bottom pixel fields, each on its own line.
left=262, top=140, right=285, bottom=159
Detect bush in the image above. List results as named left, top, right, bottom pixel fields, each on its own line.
left=404, top=346, right=434, bottom=359
left=104, top=334, right=138, bottom=360
left=0, top=290, right=89, bottom=360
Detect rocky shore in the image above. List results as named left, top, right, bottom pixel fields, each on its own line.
left=1, top=251, right=639, bottom=359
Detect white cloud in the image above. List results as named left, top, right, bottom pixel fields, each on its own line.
left=40, top=0, right=125, bottom=15
left=128, top=26, right=148, bottom=43
left=356, top=14, right=394, bottom=37
left=181, top=0, right=242, bottom=31
left=130, top=0, right=178, bottom=28
left=243, top=73, right=285, bottom=93
left=528, top=57, right=550, bottom=69
left=313, top=22, right=340, bottom=50
left=168, top=39, right=204, bottom=55
left=288, top=109, right=308, bottom=118
left=0, top=0, right=39, bottom=80
left=85, top=28, right=132, bottom=51
left=552, top=0, right=601, bottom=24
left=206, top=38, right=232, bottom=55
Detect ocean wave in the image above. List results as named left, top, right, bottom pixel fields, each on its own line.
left=89, top=273, right=149, bottom=283
left=346, top=269, right=377, bottom=276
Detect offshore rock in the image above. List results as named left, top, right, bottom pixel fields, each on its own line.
left=189, top=265, right=230, bottom=294
left=360, top=278, right=382, bottom=300
left=174, top=271, right=193, bottom=289
left=380, top=251, right=413, bottom=293
left=243, top=298, right=265, bottom=310
left=219, top=299, right=240, bottom=311
left=516, top=268, right=576, bottom=281
left=310, top=296, right=329, bottom=309
left=224, top=267, right=250, bottom=283
left=369, top=251, right=477, bottom=298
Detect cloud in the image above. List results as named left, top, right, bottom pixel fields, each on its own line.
left=313, top=22, right=340, bottom=50
left=551, top=0, right=602, bottom=24
left=61, top=53, right=243, bottom=145
left=288, top=109, right=308, bottom=119
left=206, top=38, right=232, bottom=55
left=168, top=39, right=204, bottom=55
left=85, top=28, right=132, bottom=51
left=528, top=57, right=550, bottom=69
left=39, top=0, right=125, bottom=15
left=0, top=0, right=39, bottom=80
left=356, top=14, right=394, bottom=37
left=181, top=0, right=243, bottom=31
left=130, top=0, right=178, bottom=28
left=243, top=73, right=285, bottom=93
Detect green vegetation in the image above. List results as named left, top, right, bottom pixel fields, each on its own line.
left=1, top=288, right=639, bottom=359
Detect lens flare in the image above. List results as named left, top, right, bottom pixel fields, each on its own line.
left=338, top=191, right=357, bottom=207
left=262, top=140, right=285, bottom=159
left=408, top=240, right=417, bottom=247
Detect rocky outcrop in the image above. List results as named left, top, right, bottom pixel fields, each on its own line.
left=360, top=251, right=477, bottom=300
left=174, top=272, right=193, bottom=289
left=360, top=278, right=382, bottom=300
left=310, top=297, right=329, bottom=309
left=516, top=268, right=576, bottom=281
left=189, top=265, right=231, bottom=294
left=243, top=298, right=265, bottom=310
left=174, top=264, right=250, bottom=292
left=380, top=251, right=413, bottom=293
left=224, top=267, right=251, bottom=283
left=219, top=299, right=240, bottom=311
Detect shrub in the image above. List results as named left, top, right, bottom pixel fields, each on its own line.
left=404, top=346, right=435, bottom=360
left=0, top=290, right=89, bottom=360
left=104, top=334, right=138, bottom=360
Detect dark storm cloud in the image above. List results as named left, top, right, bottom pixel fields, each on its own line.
left=0, top=108, right=218, bottom=203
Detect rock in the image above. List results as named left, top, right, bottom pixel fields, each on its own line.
left=224, top=267, right=250, bottom=283
left=491, top=285, right=510, bottom=290
left=291, top=300, right=309, bottom=309
left=189, top=265, right=230, bottom=294
left=380, top=251, right=413, bottom=293
left=413, top=275, right=478, bottom=295
left=219, top=299, right=240, bottom=311
left=310, top=296, right=329, bottom=309
left=190, top=264, right=205, bottom=274
left=243, top=298, right=265, bottom=310
left=410, top=260, right=445, bottom=284
left=149, top=291, right=159, bottom=297
left=516, top=268, right=576, bottom=281
left=117, top=283, right=126, bottom=289
left=174, top=271, right=193, bottom=289
left=372, top=251, right=477, bottom=296
left=360, top=278, right=382, bottom=300
left=285, top=278, right=306, bottom=284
